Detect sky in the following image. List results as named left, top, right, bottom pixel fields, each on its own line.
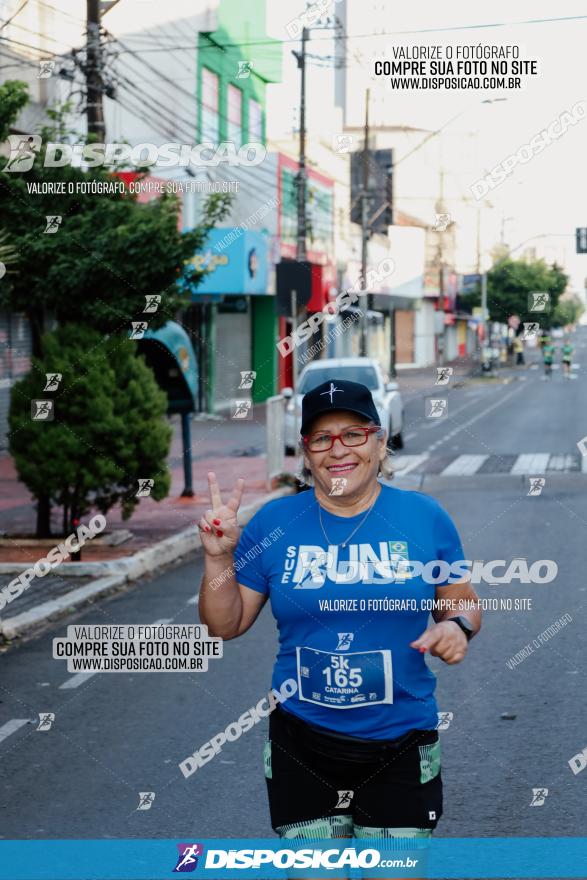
left=267, top=0, right=587, bottom=292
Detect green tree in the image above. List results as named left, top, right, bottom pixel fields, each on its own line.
left=9, top=325, right=172, bottom=537
left=552, top=295, right=585, bottom=328
left=0, top=81, right=231, bottom=355
left=486, top=258, right=567, bottom=329
left=1, top=81, right=234, bottom=536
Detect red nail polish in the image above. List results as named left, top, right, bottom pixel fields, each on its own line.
left=420, top=647, right=427, bottom=653
left=204, top=526, right=211, bottom=532
left=216, top=530, right=223, bottom=537
left=213, top=519, right=221, bottom=526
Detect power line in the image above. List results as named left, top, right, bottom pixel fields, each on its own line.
left=0, top=47, right=42, bottom=69
left=112, top=93, right=183, bottom=143
left=108, top=86, right=279, bottom=194
left=113, top=75, right=198, bottom=143
left=105, top=14, right=587, bottom=54
left=103, top=30, right=201, bottom=104
left=3, top=18, right=81, bottom=48
left=0, top=32, right=58, bottom=57
left=0, top=0, right=30, bottom=32
left=36, top=0, right=86, bottom=27
left=104, top=36, right=273, bottom=150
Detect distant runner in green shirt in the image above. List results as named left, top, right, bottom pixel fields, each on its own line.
left=542, top=338, right=555, bottom=377
left=561, top=338, right=574, bottom=378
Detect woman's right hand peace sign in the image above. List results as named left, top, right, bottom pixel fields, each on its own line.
left=198, top=471, right=245, bottom=557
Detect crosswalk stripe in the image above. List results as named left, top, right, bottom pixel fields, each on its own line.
left=511, top=454, right=550, bottom=475
left=548, top=454, right=576, bottom=472
left=60, top=672, right=94, bottom=690
left=392, top=452, right=584, bottom=476
left=0, top=719, right=30, bottom=744
left=440, top=454, right=489, bottom=476
left=392, top=454, right=429, bottom=475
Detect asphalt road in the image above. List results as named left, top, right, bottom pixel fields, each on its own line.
left=1, top=330, right=586, bottom=850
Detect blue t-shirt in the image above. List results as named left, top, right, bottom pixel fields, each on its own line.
left=233, top=483, right=464, bottom=740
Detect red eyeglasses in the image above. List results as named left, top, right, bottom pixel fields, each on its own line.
left=303, top=425, right=381, bottom=452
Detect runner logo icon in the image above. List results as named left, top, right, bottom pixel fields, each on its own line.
left=530, top=788, right=548, bottom=806
left=336, top=633, right=354, bottom=651
left=173, top=843, right=203, bottom=872
left=335, top=790, right=354, bottom=809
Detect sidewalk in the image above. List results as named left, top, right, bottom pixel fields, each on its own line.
left=0, top=414, right=272, bottom=565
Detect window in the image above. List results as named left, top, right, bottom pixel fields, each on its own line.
left=227, top=84, right=242, bottom=145
left=201, top=68, right=219, bottom=141
left=249, top=99, right=263, bottom=141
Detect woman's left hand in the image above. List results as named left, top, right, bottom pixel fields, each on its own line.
left=410, top=620, right=468, bottom=664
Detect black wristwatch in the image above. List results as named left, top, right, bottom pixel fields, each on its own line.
left=447, top=616, right=475, bottom=641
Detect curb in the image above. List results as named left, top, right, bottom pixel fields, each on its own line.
left=0, top=575, right=128, bottom=641
left=0, top=487, right=294, bottom=641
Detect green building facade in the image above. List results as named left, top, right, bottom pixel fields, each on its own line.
left=194, top=0, right=281, bottom=409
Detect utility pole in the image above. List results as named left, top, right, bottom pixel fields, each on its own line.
left=360, top=88, right=370, bottom=357
left=386, top=156, right=396, bottom=377
left=289, top=27, right=308, bottom=421
left=476, top=207, right=482, bottom=275
left=86, top=0, right=105, bottom=138
left=295, top=28, right=308, bottom=263
left=436, top=168, right=446, bottom=367
left=481, top=269, right=488, bottom=356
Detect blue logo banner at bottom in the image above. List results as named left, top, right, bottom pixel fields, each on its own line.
left=0, top=838, right=586, bottom=880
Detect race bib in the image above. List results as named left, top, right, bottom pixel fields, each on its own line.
left=296, top=646, right=393, bottom=709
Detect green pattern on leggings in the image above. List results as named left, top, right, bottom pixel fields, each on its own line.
left=263, top=740, right=272, bottom=779
left=277, top=815, right=353, bottom=839
left=418, top=740, right=441, bottom=784
left=354, top=825, right=432, bottom=840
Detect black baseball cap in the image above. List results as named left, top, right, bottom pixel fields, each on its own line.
left=300, top=379, right=381, bottom=435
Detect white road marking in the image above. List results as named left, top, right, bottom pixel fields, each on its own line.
left=427, top=381, right=526, bottom=453
left=60, top=672, right=95, bottom=690
left=394, top=449, right=585, bottom=477
left=186, top=594, right=200, bottom=605
left=60, top=618, right=173, bottom=689
left=0, top=719, right=30, bottom=743
left=440, top=454, right=489, bottom=476
left=404, top=432, right=417, bottom=442
left=511, top=454, right=550, bottom=475
left=392, top=454, right=429, bottom=475
left=547, top=454, right=575, bottom=472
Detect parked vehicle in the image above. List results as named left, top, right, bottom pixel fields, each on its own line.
left=282, top=357, right=404, bottom=455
